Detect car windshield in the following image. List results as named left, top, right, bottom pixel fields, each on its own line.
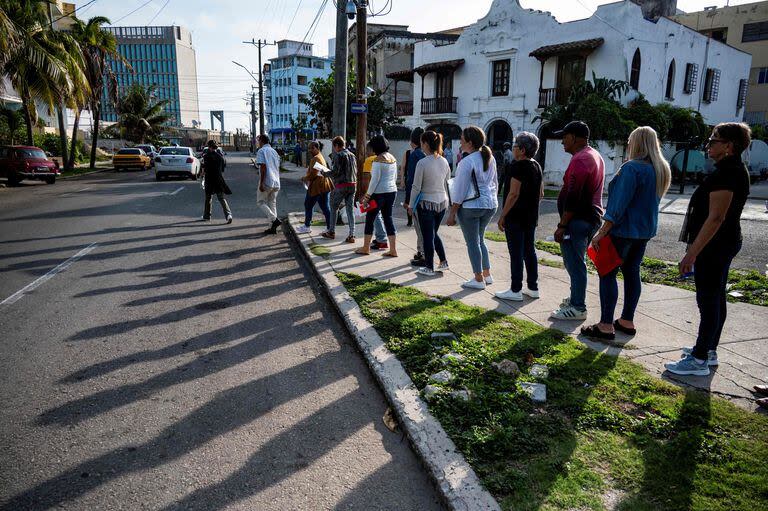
left=160, top=148, right=190, bottom=155
left=118, top=149, right=141, bottom=155
left=137, top=146, right=153, bottom=152
left=19, top=149, right=47, bottom=159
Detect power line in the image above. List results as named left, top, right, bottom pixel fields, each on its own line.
left=147, top=0, right=171, bottom=25
left=111, top=0, right=156, bottom=25
left=285, top=0, right=305, bottom=38
left=50, top=0, right=99, bottom=24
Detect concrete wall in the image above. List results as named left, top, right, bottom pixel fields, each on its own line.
left=543, top=139, right=627, bottom=187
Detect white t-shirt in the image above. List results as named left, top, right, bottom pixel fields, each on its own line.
left=256, top=144, right=281, bottom=189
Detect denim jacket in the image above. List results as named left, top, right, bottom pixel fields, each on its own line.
left=604, top=159, right=660, bottom=239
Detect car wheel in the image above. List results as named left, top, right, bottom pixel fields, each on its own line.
left=45, top=176, right=56, bottom=185
left=8, top=173, right=21, bottom=186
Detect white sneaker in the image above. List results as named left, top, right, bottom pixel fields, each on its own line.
left=522, top=288, right=540, bottom=299
left=435, top=261, right=449, bottom=273
left=416, top=267, right=436, bottom=277
left=495, top=289, right=523, bottom=301
left=485, top=276, right=494, bottom=285
left=681, top=347, right=719, bottom=366
left=296, top=225, right=311, bottom=234
left=226, top=215, right=233, bottom=224
left=550, top=305, right=588, bottom=320
left=462, top=279, right=486, bottom=290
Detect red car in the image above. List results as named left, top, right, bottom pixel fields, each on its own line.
left=0, top=145, right=61, bottom=185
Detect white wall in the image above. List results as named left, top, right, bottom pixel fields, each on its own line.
left=543, top=139, right=627, bottom=187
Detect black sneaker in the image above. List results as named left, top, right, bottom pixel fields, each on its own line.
left=271, top=218, right=282, bottom=229
left=263, top=227, right=277, bottom=235
left=411, top=253, right=424, bottom=262
left=410, top=258, right=427, bottom=267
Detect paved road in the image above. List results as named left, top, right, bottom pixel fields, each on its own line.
left=0, top=155, right=443, bottom=510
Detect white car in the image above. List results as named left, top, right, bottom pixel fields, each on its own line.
left=155, top=146, right=200, bottom=180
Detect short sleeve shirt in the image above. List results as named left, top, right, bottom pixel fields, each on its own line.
left=502, top=159, right=542, bottom=227
left=256, top=144, right=281, bottom=189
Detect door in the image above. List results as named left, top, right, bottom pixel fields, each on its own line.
left=435, top=71, right=453, bottom=99
left=556, top=55, right=586, bottom=104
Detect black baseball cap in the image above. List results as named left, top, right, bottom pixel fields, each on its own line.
left=552, top=121, right=590, bottom=139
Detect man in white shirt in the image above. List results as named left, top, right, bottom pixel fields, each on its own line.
left=255, top=134, right=282, bottom=234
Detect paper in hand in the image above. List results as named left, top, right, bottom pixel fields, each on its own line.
left=313, top=162, right=332, bottom=175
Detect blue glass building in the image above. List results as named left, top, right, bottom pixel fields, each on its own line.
left=101, top=26, right=199, bottom=128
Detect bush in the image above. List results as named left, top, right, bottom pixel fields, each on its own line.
left=626, top=95, right=670, bottom=140
left=32, top=133, right=86, bottom=163
left=573, top=95, right=634, bottom=142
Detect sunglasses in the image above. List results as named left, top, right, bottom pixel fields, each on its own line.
left=706, top=138, right=727, bottom=146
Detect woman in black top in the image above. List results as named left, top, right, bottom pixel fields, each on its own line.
left=665, top=123, right=751, bottom=377
left=495, top=131, right=544, bottom=301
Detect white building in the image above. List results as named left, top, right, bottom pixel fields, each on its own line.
left=399, top=0, right=751, bottom=161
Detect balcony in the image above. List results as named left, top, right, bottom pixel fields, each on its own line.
left=421, top=97, right=457, bottom=115
left=538, top=88, right=558, bottom=108
left=395, top=101, right=413, bottom=116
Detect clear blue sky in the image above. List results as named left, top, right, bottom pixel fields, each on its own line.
left=76, top=0, right=758, bottom=132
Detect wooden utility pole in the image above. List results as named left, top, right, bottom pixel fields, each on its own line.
left=243, top=39, right=276, bottom=136
left=354, top=1, right=368, bottom=169
left=332, top=1, right=349, bottom=139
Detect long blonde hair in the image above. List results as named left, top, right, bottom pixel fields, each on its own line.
left=626, top=126, right=671, bottom=197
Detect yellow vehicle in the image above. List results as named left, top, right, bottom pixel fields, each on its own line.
left=112, top=147, right=151, bottom=171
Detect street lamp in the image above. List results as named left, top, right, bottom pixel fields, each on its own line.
left=232, top=61, right=258, bottom=82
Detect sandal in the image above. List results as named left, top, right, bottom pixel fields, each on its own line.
left=382, top=252, right=398, bottom=257
left=580, top=324, right=616, bottom=341
left=613, top=320, right=636, bottom=336
left=345, top=236, right=356, bottom=244
left=354, top=248, right=370, bottom=255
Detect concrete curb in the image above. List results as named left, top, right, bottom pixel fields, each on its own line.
left=286, top=212, right=500, bottom=511
left=59, top=167, right=112, bottom=180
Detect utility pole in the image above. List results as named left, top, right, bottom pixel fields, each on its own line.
left=243, top=39, right=276, bottom=137
left=332, top=1, right=349, bottom=139
left=250, top=89, right=257, bottom=153
left=354, top=1, right=368, bottom=170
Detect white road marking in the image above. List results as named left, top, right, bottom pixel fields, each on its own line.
left=168, top=187, right=185, bottom=196
left=76, top=187, right=91, bottom=192
left=1, top=243, right=99, bottom=305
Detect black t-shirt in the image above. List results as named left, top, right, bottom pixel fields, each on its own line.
left=502, top=159, right=543, bottom=227
left=681, top=155, right=750, bottom=247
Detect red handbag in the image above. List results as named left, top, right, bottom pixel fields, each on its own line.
left=587, top=235, right=623, bottom=276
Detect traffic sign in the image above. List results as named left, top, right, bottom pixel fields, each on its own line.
left=350, top=103, right=368, bottom=114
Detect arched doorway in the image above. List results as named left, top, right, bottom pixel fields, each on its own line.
left=486, top=119, right=513, bottom=167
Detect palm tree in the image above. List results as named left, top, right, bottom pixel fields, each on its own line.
left=0, top=6, right=20, bottom=71
left=1, top=0, right=88, bottom=146
left=0, top=107, right=25, bottom=145
left=67, top=15, right=121, bottom=169
left=114, top=84, right=170, bottom=144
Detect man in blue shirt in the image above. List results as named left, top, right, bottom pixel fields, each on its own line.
left=404, top=127, right=426, bottom=266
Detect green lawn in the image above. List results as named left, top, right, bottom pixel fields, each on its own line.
left=483, top=235, right=768, bottom=307
left=339, top=272, right=768, bottom=511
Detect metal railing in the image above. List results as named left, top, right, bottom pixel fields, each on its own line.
left=538, top=88, right=558, bottom=108
left=421, top=97, right=457, bottom=115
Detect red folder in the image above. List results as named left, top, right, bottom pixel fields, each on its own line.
left=587, top=235, right=623, bottom=276
left=359, top=199, right=378, bottom=213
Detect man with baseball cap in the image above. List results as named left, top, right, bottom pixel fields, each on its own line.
left=550, top=121, right=605, bottom=320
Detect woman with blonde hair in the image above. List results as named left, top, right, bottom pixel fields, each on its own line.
left=581, top=126, right=671, bottom=340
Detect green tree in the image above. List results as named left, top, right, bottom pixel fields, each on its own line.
left=114, top=83, right=170, bottom=144
left=67, top=15, right=122, bottom=169
left=289, top=114, right=309, bottom=141
left=0, top=107, right=26, bottom=145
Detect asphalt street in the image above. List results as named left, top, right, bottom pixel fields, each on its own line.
left=0, top=155, right=443, bottom=510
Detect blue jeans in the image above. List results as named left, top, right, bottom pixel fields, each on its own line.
left=598, top=236, right=648, bottom=324
left=416, top=207, right=446, bottom=270
left=691, top=241, right=742, bottom=360
left=304, top=191, right=331, bottom=229
left=504, top=220, right=538, bottom=292
left=365, top=192, right=397, bottom=236
left=330, top=186, right=355, bottom=237
left=560, top=219, right=599, bottom=310
left=457, top=207, right=496, bottom=274
left=373, top=213, right=387, bottom=243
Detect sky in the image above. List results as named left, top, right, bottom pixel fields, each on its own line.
left=72, top=0, right=759, bottom=132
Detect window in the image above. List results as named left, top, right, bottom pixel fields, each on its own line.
left=757, top=67, right=768, bottom=84
left=298, top=93, right=307, bottom=104
left=738, top=79, right=748, bottom=109
left=297, top=75, right=307, bottom=86
left=287, top=77, right=292, bottom=86
left=665, top=59, right=676, bottom=100
left=742, top=21, right=768, bottom=42
left=703, top=68, right=721, bottom=103
left=491, top=59, right=510, bottom=97
left=630, top=48, right=641, bottom=90
left=683, top=63, right=698, bottom=94
left=313, top=60, right=325, bottom=69
left=297, top=57, right=311, bottom=68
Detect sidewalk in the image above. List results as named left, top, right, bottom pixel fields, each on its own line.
left=289, top=210, right=767, bottom=412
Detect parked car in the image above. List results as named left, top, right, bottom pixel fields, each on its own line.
left=113, top=147, right=151, bottom=171
left=155, top=146, right=200, bottom=180
left=0, top=145, right=60, bottom=185
left=136, top=144, right=158, bottom=167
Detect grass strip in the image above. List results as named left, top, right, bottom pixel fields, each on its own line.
left=339, top=272, right=768, bottom=511
left=308, top=242, right=330, bottom=259
left=484, top=234, right=768, bottom=307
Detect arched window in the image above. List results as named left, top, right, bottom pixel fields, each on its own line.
left=630, top=48, right=641, bottom=90
left=665, top=59, right=676, bottom=100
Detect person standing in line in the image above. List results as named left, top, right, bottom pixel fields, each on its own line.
left=495, top=132, right=543, bottom=301
left=255, top=134, right=282, bottom=234
left=402, top=146, right=413, bottom=226
left=409, top=130, right=451, bottom=277
left=200, top=140, right=233, bottom=224
left=446, top=126, right=499, bottom=290
left=294, top=140, right=302, bottom=166
left=550, top=121, right=605, bottom=320
left=581, top=126, right=671, bottom=340
left=356, top=135, right=399, bottom=257
left=503, top=141, right=514, bottom=169
left=444, top=141, right=454, bottom=175
left=324, top=136, right=358, bottom=242
left=296, top=141, right=332, bottom=235
left=404, top=128, right=427, bottom=266
left=358, top=141, right=391, bottom=249
left=666, top=123, right=751, bottom=376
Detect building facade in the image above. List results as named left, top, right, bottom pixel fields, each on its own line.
left=268, top=40, right=332, bottom=142
left=397, top=0, right=750, bottom=156
left=101, top=26, right=200, bottom=128
left=672, top=1, right=768, bottom=125
left=262, top=62, right=272, bottom=136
